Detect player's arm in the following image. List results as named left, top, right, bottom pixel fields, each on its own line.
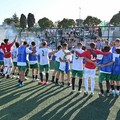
left=63, top=50, right=71, bottom=56
left=94, top=50, right=110, bottom=55
left=85, top=57, right=96, bottom=66
left=101, top=61, right=114, bottom=67
left=75, top=50, right=87, bottom=57
left=26, top=47, right=33, bottom=54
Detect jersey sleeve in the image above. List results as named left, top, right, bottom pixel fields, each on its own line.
left=76, top=51, right=87, bottom=57
left=26, top=48, right=32, bottom=54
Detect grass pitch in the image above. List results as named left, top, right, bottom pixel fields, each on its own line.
left=0, top=70, right=120, bottom=120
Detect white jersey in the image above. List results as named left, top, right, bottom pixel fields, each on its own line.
left=72, top=48, right=84, bottom=70
left=11, top=47, right=18, bottom=62
left=59, top=50, right=71, bottom=71
left=54, top=50, right=62, bottom=62
left=36, top=47, right=50, bottom=65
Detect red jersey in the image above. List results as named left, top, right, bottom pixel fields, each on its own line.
left=76, top=49, right=109, bottom=69
left=0, top=43, right=14, bottom=58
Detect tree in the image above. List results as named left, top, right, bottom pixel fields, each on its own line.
left=38, top=17, right=54, bottom=31
left=27, top=13, right=35, bottom=30
left=58, top=18, right=76, bottom=28
left=20, top=14, right=27, bottom=30
left=4, top=18, right=13, bottom=25
left=83, top=16, right=101, bottom=26
left=110, top=11, right=120, bottom=26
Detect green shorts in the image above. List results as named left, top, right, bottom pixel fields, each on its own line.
left=40, top=64, right=50, bottom=72
left=0, top=61, right=4, bottom=65
left=30, top=63, right=39, bottom=69
left=18, top=66, right=27, bottom=71
left=72, top=70, right=83, bottom=78
left=54, top=61, right=60, bottom=71
left=99, top=72, right=111, bottom=83
left=111, top=74, right=120, bottom=81
left=13, top=62, right=17, bottom=67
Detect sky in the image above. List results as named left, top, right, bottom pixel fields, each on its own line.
left=0, top=0, right=120, bottom=24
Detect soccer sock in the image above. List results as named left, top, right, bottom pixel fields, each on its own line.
left=56, top=78, right=59, bottom=84
left=52, top=76, right=55, bottom=82
left=84, top=77, right=89, bottom=92
left=106, top=81, right=110, bottom=93
left=35, top=75, right=38, bottom=79
left=72, top=77, right=75, bottom=90
left=25, top=69, right=29, bottom=76
left=117, top=86, right=120, bottom=91
left=1, top=68, right=3, bottom=73
left=3, top=67, right=7, bottom=74
left=40, top=72, right=43, bottom=82
left=99, top=82, right=104, bottom=94
left=91, top=78, right=95, bottom=93
left=46, top=73, right=49, bottom=82
left=78, top=79, right=82, bottom=91
left=111, top=85, right=115, bottom=90
left=32, top=75, right=34, bottom=80
left=7, top=68, right=12, bottom=75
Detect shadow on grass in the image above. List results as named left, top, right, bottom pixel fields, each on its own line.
left=116, top=109, right=120, bottom=120
left=0, top=84, right=68, bottom=120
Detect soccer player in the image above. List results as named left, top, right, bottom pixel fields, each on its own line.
left=110, top=48, right=120, bottom=96
left=59, top=43, right=72, bottom=87
left=71, top=42, right=84, bottom=93
left=29, top=41, right=39, bottom=81
left=75, top=42, right=110, bottom=96
left=51, top=45, right=62, bottom=83
left=0, top=36, right=17, bottom=78
left=17, top=41, right=33, bottom=87
left=98, top=46, right=113, bottom=96
left=36, top=41, right=53, bottom=85
left=11, top=42, right=19, bottom=78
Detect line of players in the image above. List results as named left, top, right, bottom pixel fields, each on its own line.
left=0, top=36, right=120, bottom=97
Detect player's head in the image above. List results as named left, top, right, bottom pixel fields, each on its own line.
left=57, top=45, right=62, bottom=50
left=31, top=41, right=36, bottom=46
left=115, top=38, right=120, bottom=47
left=103, top=46, right=110, bottom=52
left=15, top=42, right=19, bottom=48
left=1, top=42, right=4, bottom=46
left=42, top=41, right=47, bottom=47
left=77, top=42, right=82, bottom=48
left=62, top=42, right=68, bottom=49
left=82, top=46, right=86, bottom=51
left=4, top=39, right=9, bottom=44
left=90, top=42, right=96, bottom=49
left=23, top=41, right=28, bottom=46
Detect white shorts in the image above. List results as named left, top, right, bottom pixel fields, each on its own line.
left=4, top=58, right=13, bottom=67
left=84, top=67, right=96, bottom=79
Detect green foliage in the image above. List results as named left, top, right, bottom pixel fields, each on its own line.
left=110, top=11, right=120, bottom=26
left=20, top=14, right=27, bottom=30
left=83, top=16, right=101, bottom=26
left=38, top=17, right=54, bottom=31
left=58, top=18, right=76, bottom=28
left=4, top=18, right=13, bottom=25
left=27, top=13, right=35, bottom=30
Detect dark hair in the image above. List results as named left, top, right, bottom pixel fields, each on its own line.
left=62, top=42, right=68, bottom=47
left=77, top=42, right=82, bottom=47
left=1, top=42, right=4, bottom=46
left=15, top=42, right=19, bottom=48
left=4, top=39, right=9, bottom=44
left=103, top=46, right=110, bottom=52
left=82, top=46, right=86, bottom=50
left=31, top=41, right=36, bottom=46
left=57, top=45, right=62, bottom=50
left=90, top=43, right=96, bottom=49
left=23, top=41, right=27, bottom=46
left=42, top=41, right=47, bottom=46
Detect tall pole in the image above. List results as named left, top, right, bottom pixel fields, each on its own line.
left=79, top=7, right=81, bottom=41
